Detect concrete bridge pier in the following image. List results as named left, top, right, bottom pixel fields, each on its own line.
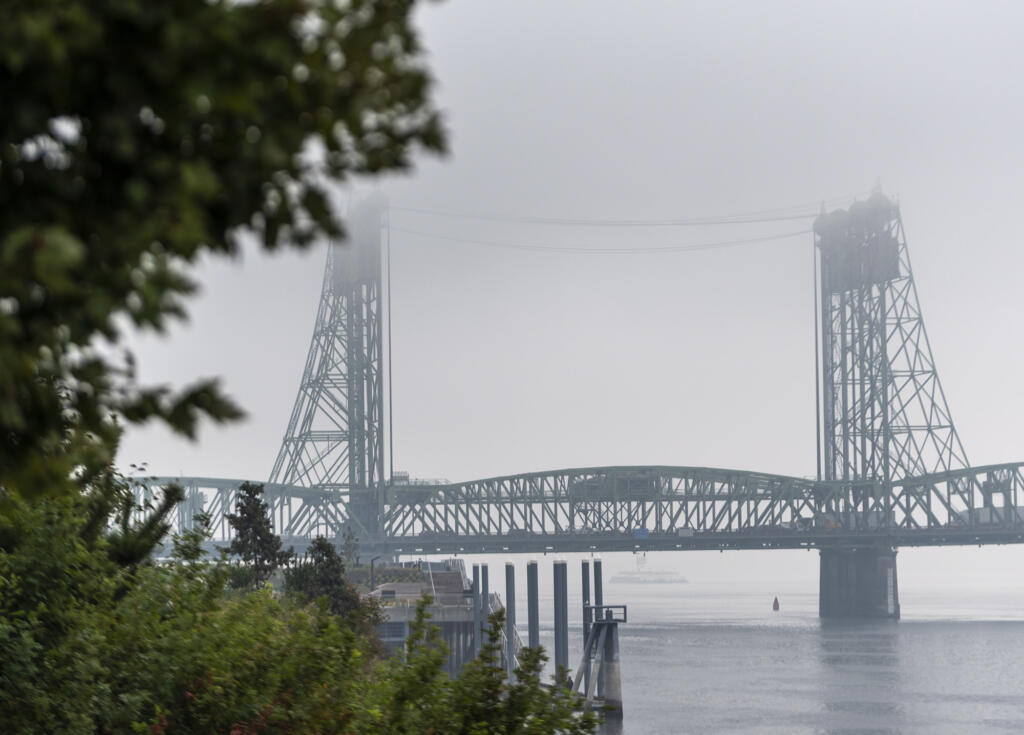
left=819, top=546, right=900, bottom=619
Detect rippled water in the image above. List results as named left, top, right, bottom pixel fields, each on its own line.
left=535, top=582, right=1024, bottom=734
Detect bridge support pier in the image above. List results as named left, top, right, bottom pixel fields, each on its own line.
left=819, top=547, right=900, bottom=619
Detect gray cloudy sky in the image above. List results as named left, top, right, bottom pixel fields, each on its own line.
left=123, top=1, right=1024, bottom=589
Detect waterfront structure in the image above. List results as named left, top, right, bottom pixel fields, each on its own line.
left=368, top=559, right=530, bottom=679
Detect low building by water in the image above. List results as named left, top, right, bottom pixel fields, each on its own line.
left=366, top=559, right=478, bottom=677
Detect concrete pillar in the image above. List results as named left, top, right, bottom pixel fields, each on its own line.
left=593, top=558, right=604, bottom=696
left=819, top=546, right=900, bottom=619
left=581, top=560, right=592, bottom=695
left=454, top=626, right=463, bottom=675
left=527, top=560, right=540, bottom=649
left=472, top=564, right=482, bottom=656
left=481, top=564, right=490, bottom=620
left=444, top=622, right=455, bottom=678
left=461, top=624, right=469, bottom=673
left=553, top=560, right=569, bottom=678
left=602, top=611, right=624, bottom=717
left=581, top=560, right=592, bottom=640
left=505, top=562, right=517, bottom=682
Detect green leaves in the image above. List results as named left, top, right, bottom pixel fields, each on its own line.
left=225, top=482, right=294, bottom=588
left=0, top=0, right=446, bottom=500
left=1, top=226, right=85, bottom=295
left=355, top=604, right=599, bottom=735
left=0, top=491, right=365, bottom=734
left=2, top=488, right=597, bottom=734
left=285, top=536, right=383, bottom=637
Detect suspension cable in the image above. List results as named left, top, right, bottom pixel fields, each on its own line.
left=391, top=225, right=812, bottom=255
left=390, top=191, right=868, bottom=228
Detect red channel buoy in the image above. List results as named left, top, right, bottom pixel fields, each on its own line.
left=772, top=596, right=780, bottom=612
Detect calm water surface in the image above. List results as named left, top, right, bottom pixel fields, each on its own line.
left=537, top=583, right=1024, bottom=734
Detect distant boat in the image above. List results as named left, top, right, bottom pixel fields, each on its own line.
left=772, top=596, right=780, bottom=611
left=609, top=570, right=688, bottom=584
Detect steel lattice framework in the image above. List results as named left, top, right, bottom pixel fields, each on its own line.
left=268, top=198, right=387, bottom=537
left=815, top=194, right=968, bottom=483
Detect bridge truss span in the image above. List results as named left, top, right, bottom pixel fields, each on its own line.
left=137, top=462, right=1024, bottom=555
left=384, top=464, right=1024, bottom=546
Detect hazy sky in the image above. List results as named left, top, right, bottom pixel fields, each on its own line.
left=122, top=1, right=1024, bottom=590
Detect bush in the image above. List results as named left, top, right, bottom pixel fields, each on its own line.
left=0, top=496, right=597, bottom=734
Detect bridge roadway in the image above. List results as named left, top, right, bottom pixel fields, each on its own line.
left=139, top=461, right=1024, bottom=556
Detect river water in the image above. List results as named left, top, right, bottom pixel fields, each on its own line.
left=520, top=555, right=1024, bottom=734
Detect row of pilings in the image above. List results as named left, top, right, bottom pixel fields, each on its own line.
left=469, top=559, right=625, bottom=716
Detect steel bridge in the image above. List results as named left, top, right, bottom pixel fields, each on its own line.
left=136, top=193, right=1024, bottom=618
left=147, top=462, right=1024, bottom=555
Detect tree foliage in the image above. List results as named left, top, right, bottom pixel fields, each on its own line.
left=0, top=0, right=446, bottom=500
left=446, top=613, right=596, bottom=735
left=284, top=536, right=377, bottom=623
left=226, top=481, right=294, bottom=588
left=0, top=494, right=119, bottom=733
left=1, top=496, right=597, bottom=735
left=1, top=494, right=370, bottom=734
left=356, top=602, right=599, bottom=734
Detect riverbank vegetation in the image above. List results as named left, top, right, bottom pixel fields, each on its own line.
left=1, top=479, right=596, bottom=733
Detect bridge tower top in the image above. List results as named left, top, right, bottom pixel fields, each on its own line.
left=814, top=193, right=968, bottom=484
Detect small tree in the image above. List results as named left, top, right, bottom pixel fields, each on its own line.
left=448, top=610, right=598, bottom=735
left=225, top=482, right=292, bottom=588
left=285, top=537, right=360, bottom=615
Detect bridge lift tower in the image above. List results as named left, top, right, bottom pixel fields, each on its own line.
left=813, top=192, right=968, bottom=617
left=268, top=197, right=389, bottom=540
